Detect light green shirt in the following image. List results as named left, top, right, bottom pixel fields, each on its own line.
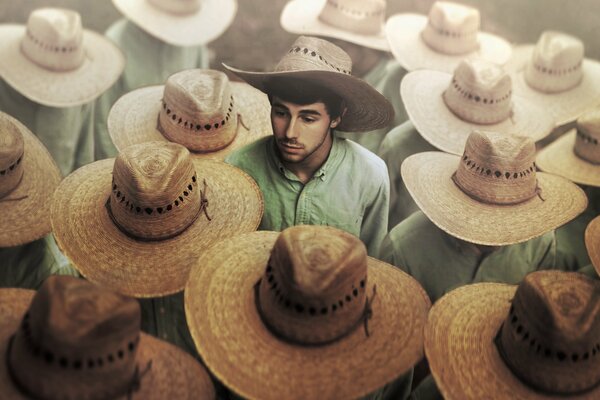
left=94, top=19, right=210, bottom=159
left=378, top=121, right=436, bottom=230
left=379, top=211, right=578, bottom=303
left=0, top=235, right=78, bottom=289
left=555, top=186, right=600, bottom=271
left=338, top=58, right=408, bottom=154
left=0, top=80, right=95, bottom=177
left=226, top=135, right=390, bottom=257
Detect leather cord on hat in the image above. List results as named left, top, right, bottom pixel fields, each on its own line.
left=126, top=360, right=153, bottom=400
left=363, top=284, right=377, bottom=338
left=451, top=172, right=545, bottom=205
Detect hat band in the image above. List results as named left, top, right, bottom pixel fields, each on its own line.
left=159, top=96, right=235, bottom=134
left=426, top=19, right=479, bottom=39
left=105, top=177, right=212, bottom=242
left=532, top=60, right=583, bottom=77
left=318, top=0, right=385, bottom=36
left=0, top=152, right=24, bottom=199
left=324, top=0, right=385, bottom=18
left=574, top=129, right=600, bottom=165
left=25, top=29, right=80, bottom=53
left=0, top=153, right=23, bottom=176
left=448, top=78, right=512, bottom=106
left=21, top=29, right=84, bottom=71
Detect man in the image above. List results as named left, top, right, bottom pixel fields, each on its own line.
left=94, top=0, right=236, bottom=159
left=0, top=8, right=124, bottom=176
left=225, top=36, right=393, bottom=256
left=281, top=0, right=408, bottom=153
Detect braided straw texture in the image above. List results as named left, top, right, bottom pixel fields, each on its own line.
left=185, top=231, right=431, bottom=400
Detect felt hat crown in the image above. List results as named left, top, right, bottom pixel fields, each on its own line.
left=158, top=70, right=239, bottom=153
left=258, top=225, right=370, bottom=345
left=496, top=271, right=600, bottom=394
left=421, top=1, right=480, bottom=55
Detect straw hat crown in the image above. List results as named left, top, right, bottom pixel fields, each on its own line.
left=421, top=1, right=480, bottom=55
left=110, top=142, right=203, bottom=241
left=454, top=131, right=538, bottom=205
left=497, top=271, right=600, bottom=394
left=525, top=31, right=584, bottom=93
left=147, top=0, right=201, bottom=15
left=575, top=107, right=600, bottom=164
left=318, top=0, right=386, bottom=36
left=443, top=58, right=512, bottom=124
left=258, top=225, right=369, bottom=345
left=158, top=69, right=238, bottom=152
left=276, top=35, right=353, bottom=75
left=0, top=119, right=25, bottom=198
left=21, top=8, right=85, bottom=71
left=8, top=276, right=144, bottom=400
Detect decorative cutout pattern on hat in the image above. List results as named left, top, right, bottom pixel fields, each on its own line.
left=427, top=19, right=478, bottom=38
left=25, top=29, right=78, bottom=53
left=0, top=155, right=22, bottom=176
left=161, top=96, right=235, bottom=133
left=451, top=78, right=511, bottom=105
left=577, top=130, right=599, bottom=145
left=325, top=0, right=385, bottom=17
left=287, top=46, right=351, bottom=75
left=533, top=60, right=583, bottom=76
left=461, top=154, right=536, bottom=179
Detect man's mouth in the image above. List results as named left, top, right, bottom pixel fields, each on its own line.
left=279, top=142, right=304, bottom=150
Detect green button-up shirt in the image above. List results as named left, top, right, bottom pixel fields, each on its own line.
left=337, top=58, right=408, bottom=154
left=94, top=19, right=210, bottom=159
left=0, top=80, right=95, bottom=177
left=378, top=121, right=436, bottom=230
left=226, top=135, right=390, bottom=257
left=0, top=235, right=78, bottom=289
left=379, top=211, right=579, bottom=303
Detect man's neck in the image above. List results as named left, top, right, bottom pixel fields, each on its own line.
left=279, top=134, right=334, bottom=184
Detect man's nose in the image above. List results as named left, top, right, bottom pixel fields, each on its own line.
left=285, top=117, right=300, bottom=140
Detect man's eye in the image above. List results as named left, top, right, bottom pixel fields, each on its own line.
left=274, top=110, right=287, bottom=117
left=302, top=117, right=316, bottom=123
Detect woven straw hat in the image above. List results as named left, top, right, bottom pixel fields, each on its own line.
left=185, top=226, right=431, bottom=400
left=224, top=35, right=394, bottom=132
left=537, top=106, right=600, bottom=187
left=509, top=31, right=600, bottom=126
left=585, top=216, right=600, bottom=274
left=112, top=0, right=236, bottom=47
left=0, top=276, right=215, bottom=399
left=402, top=130, right=587, bottom=246
left=426, top=270, right=600, bottom=399
left=281, top=0, right=390, bottom=51
left=401, top=58, right=555, bottom=155
left=51, top=141, right=263, bottom=298
left=0, top=112, right=61, bottom=247
left=0, top=8, right=124, bottom=107
left=386, top=1, right=512, bottom=73
left=108, top=69, right=272, bottom=161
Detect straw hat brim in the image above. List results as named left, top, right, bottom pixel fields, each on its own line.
left=401, top=70, right=555, bottom=155
left=50, top=158, right=263, bottom=298
left=426, top=282, right=600, bottom=399
left=0, top=25, right=124, bottom=107
left=511, top=45, right=600, bottom=126
left=224, top=65, right=394, bottom=132
left=185, top=231, right=431, bottom=400
left=585, top=216, right=600, bottom=273
left=112, top=0, right=236, bottom=47
left=402, top=152, right=588, bottom=246
left=0, top=114, right=61, bottom=247
left=385, top=14, right=512, bottom=73
left=0, top=289, right=215, bottom=399
left=108, top=82, right=273, bottom=160
left=280, top=0, right=390, bottom=51
left=537, top=130, right=600, bottom=187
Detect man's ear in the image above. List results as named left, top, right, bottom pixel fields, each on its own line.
left=330, top=107, right=347, bottom=129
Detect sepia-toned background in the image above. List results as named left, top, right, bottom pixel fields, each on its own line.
left=1, top=0, right=600, bottom=70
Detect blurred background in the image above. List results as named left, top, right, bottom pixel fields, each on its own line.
left=1, top=0, right=600, bottom=70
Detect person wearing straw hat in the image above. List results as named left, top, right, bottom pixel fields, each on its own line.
left=280, top=0, right=408, bottom=153
left=94, top=0, right=237, bottom=160
left=385, top=1, right=512, bottom=74
left=185, top=225, right=431, bottom=400
left=0, top=111, right=77, bottom=289
left=508, top=30, right=600, bottom=128
left=0, top=275, right=216, bottom=399
left=585, top=215, right=600, bottom=279
left=224, top=36, right=393, bottom=257
left=108, top=68, right=272, bottom=161
left=425, top=270, right=600, bottom=399
left=379, top=58, right=556, bottom=229
left=50, top=141, right=263, bottom=357
left=379, top=130, right=587, bottom=304
left=537, top=106, right=600, bottom=273
left=0, top=7, right=125, bottom=177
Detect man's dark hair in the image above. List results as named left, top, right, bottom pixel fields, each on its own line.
left=265, top=77, right=345, bottom=120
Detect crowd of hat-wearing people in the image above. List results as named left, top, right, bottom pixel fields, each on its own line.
left=1, top=0, right=600, bottom=398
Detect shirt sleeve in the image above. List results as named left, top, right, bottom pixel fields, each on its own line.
left=360, top=170, right=390, bottom=258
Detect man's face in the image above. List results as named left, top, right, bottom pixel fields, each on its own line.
left=270, top=96, right=341, bottom=164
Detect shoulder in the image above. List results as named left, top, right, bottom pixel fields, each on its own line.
left=104, top=18, right=128, bottom=40
left=225, top=136, right=271, bottom=169
left=339, top=138, right=388, bottom=183
left=387, top=211, right=438, bottom=245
